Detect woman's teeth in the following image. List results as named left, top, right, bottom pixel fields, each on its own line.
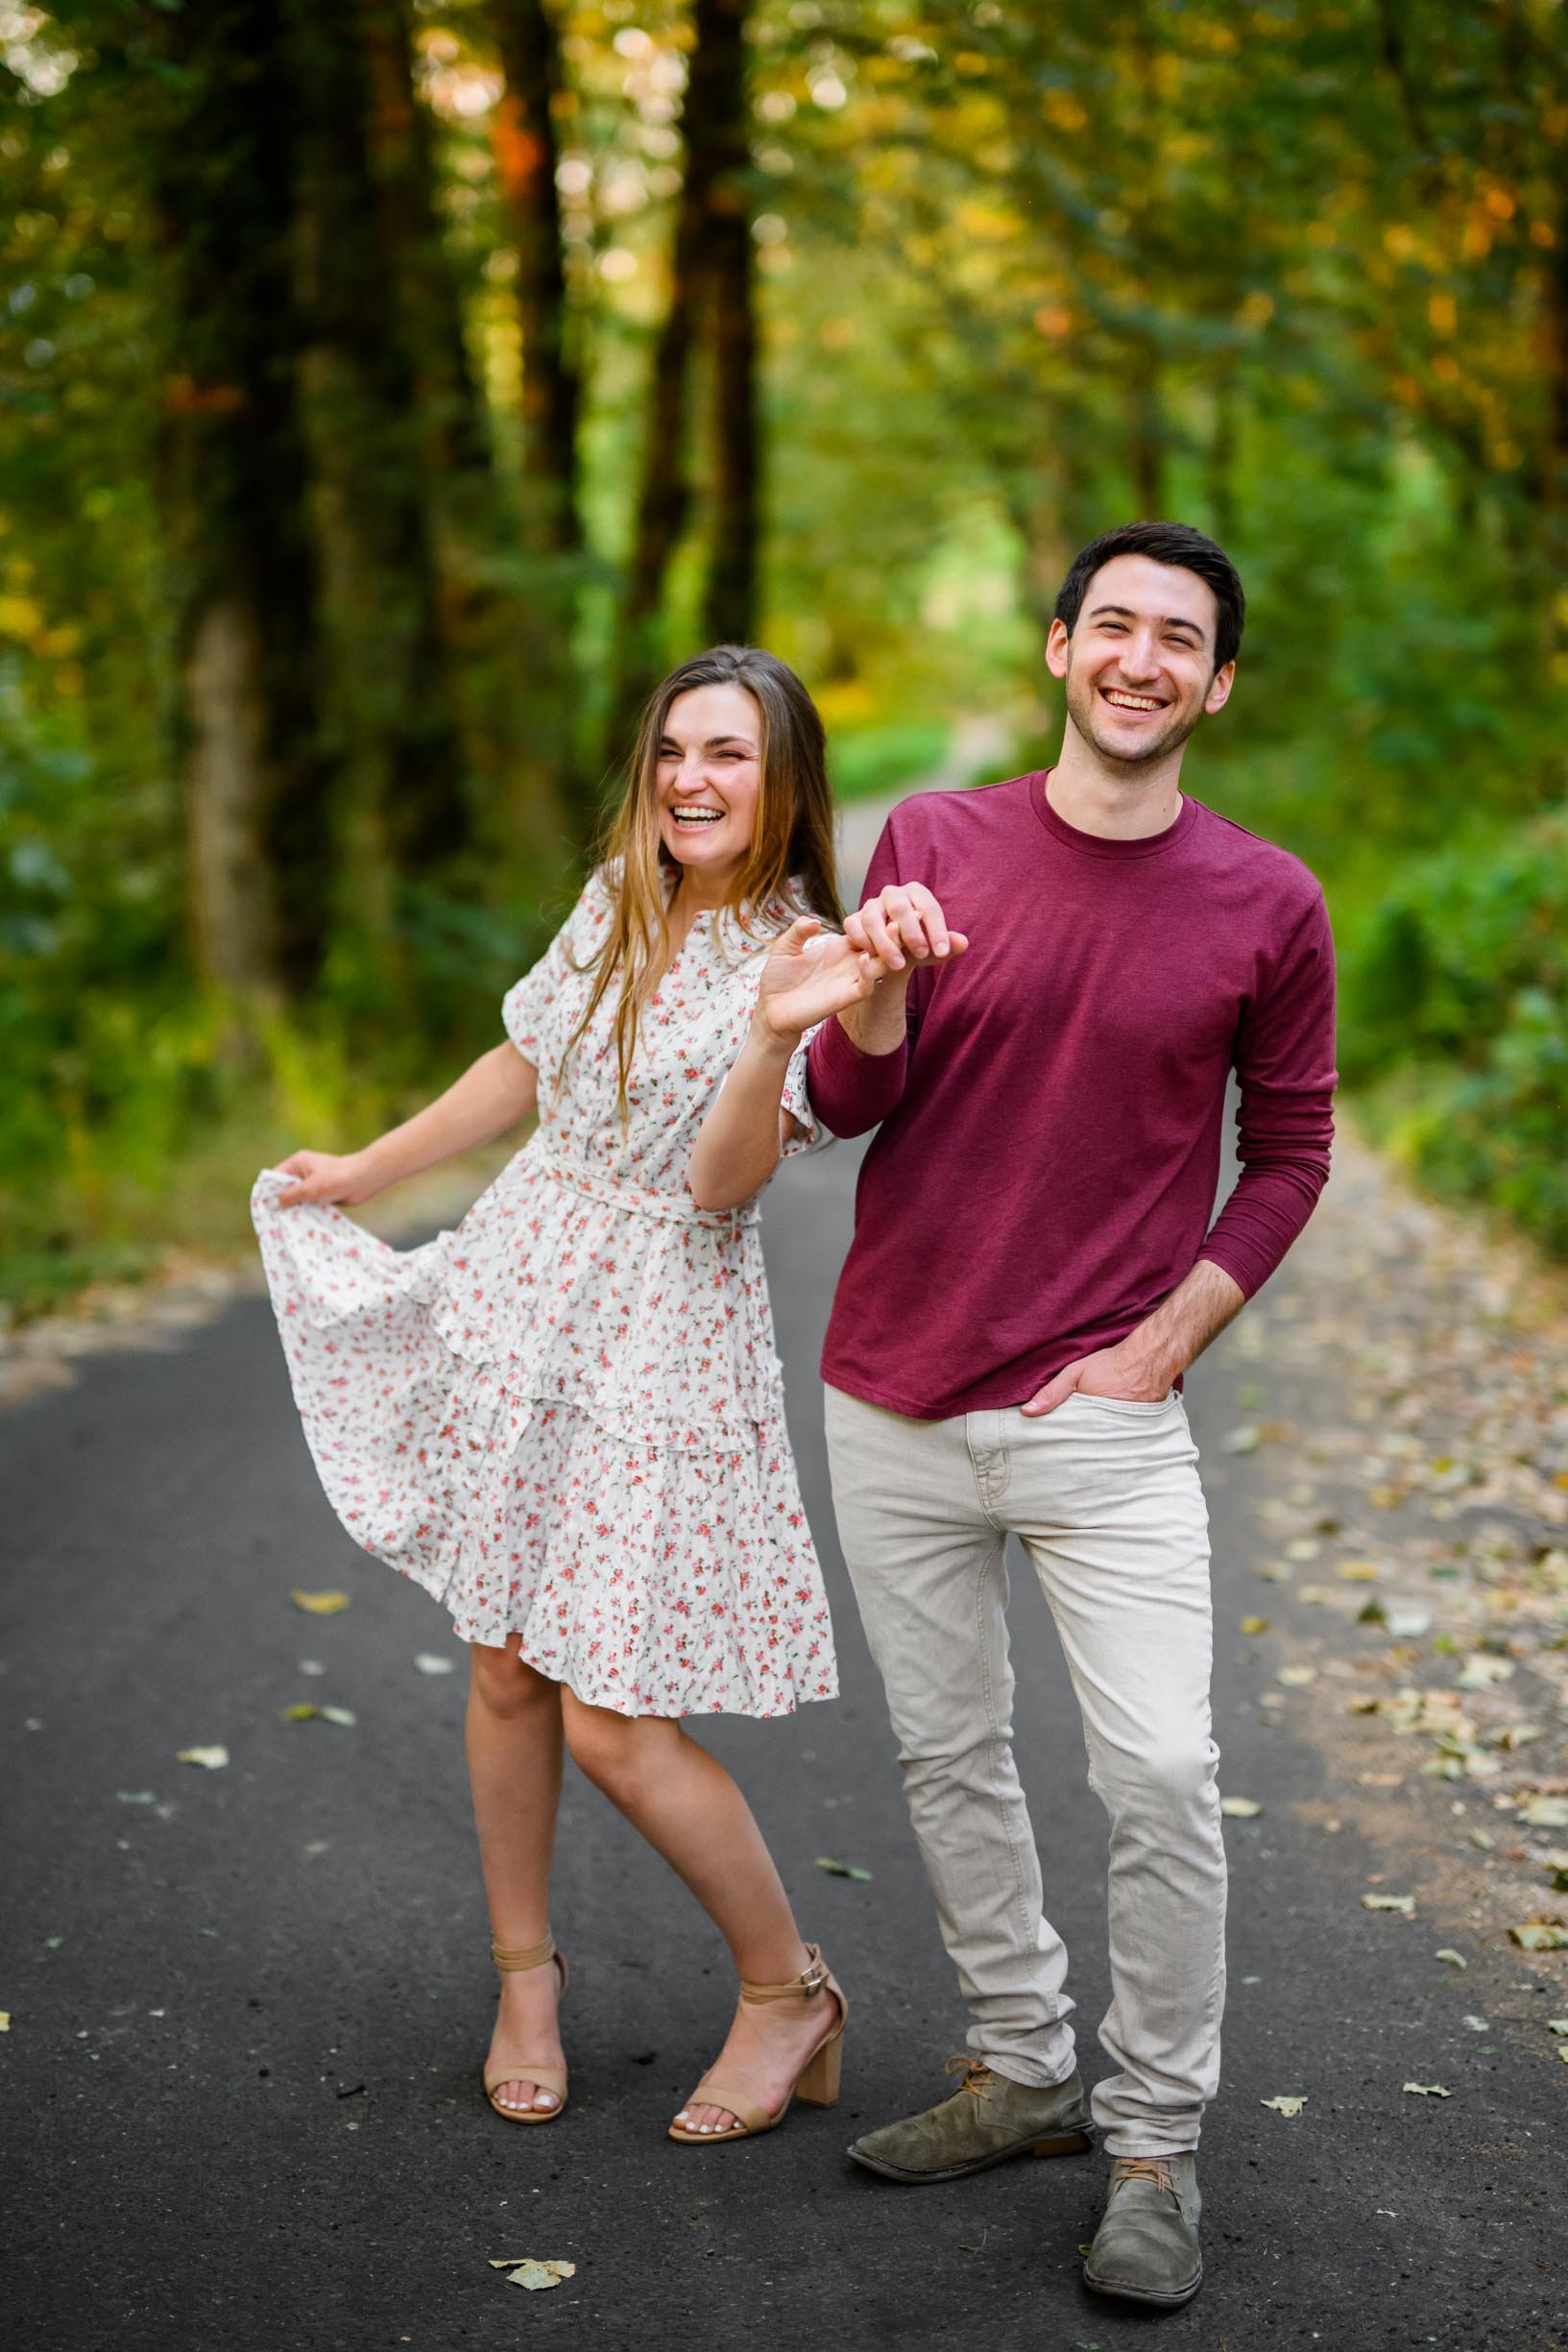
left=672, top=809, right=725, bottom=825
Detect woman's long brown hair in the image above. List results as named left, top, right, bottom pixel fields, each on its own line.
left=566, top=645, right=844, bottom=1110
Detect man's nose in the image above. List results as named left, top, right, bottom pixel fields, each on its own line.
left=1118, top=632, right=1162, bottom=681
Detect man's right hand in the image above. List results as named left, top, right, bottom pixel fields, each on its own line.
left=844, top=884, right=968, bottom=982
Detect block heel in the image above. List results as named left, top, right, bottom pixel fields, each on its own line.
left=668, top=1943, right=848, bottom=2145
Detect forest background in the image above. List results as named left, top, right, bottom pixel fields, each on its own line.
left=1, top=0, right=1565, bottom=1319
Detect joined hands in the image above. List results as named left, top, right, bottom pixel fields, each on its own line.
left=755, top=885, right=970, bottom=1047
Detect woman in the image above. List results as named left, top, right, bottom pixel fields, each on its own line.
left=252, top=646, right=888, bottom=2145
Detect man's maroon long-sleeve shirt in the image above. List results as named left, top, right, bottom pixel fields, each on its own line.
left=808, top=771, right=1337, bottom=1420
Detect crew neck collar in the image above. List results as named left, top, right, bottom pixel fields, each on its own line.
left=1028, top=767, right=1200, bottom=861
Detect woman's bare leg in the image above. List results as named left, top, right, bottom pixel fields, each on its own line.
left=560, top=1691, right=836, bottom=2135
left=467, top=1637, right=567, bottom=2113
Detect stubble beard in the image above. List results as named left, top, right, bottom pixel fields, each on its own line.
left=1066, top=670, right=1201, bottom=772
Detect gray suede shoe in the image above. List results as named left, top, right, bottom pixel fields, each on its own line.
left=847, top=2056, right=1093, bottom=2184
left=1083, top=2153, right=1203, bottom=2308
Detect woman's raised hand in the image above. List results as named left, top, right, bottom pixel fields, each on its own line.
left=754, top=918, right=893, bottom=1042
left=274, top=1149, right=381, bottom=1209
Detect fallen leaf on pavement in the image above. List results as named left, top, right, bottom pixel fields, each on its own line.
left=116, top=1790, right=157, bottom=1805
left=414, top=1654, right=455, bottom=1676
left=1467, top=1830, right=1496, bottom=1852
left=290, top=1588, right=351, bottom=1615
left=1221, top=1425, right=1260, bottom=1454
left=1509, top=1922, right=1568, bottom=1951
left=815, top=1856, right=873, bottom=1881
left=281, top=1706, right=320, bottom=1722
left=1519, top=1797, right=1568, bottom=1829
left=1435, top=1949, right=1467, bottom=1969
left=1277, top=1664, right=1318, bottom=1686
left=1386, top=1606, right=1433, bottom=1638
left=1239, top=1616, right=1269, bottom=1635
left=1457, top=1655, right=1514, bottom=1690
left=0, top=2012, right=10, bottom=2031
left=1462, top=2015, right=1488, bottom=2031
left=177, top=1746, right=229, bottom=1770
left=1337, top=1562, right=1381, bottom=1582
left=320, top=1705, right=355, bottom=1727
left=280, top=1705, right=356, bottom=1728
left=1363, top=1894, right=1415, bottom=1915
left=1260, top=2095, right=1307, bottom=2117
left=1220, top=1797, right=1264, bottom=1818
left=1285, top=1538, right=1321, bottom=1562
left=1547, top=2020, right=1568, bottom=2036
left=503, top=2261, right=576, bottom=2291
left=1403, top=2082, right=1451, bottom=2097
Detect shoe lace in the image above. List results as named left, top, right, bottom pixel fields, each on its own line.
left=943, top=2055, right=995, bottom=2102
left=1115, top=2157, right=1175, bottom=2197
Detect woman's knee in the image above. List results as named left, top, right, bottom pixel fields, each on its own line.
left=469, top=1637, right=561, bottom=1721
left=561, top=1693, right=673, bottom=1802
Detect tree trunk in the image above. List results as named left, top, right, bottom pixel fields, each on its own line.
left=490, top=0, right=596, bottom=853
left=1128, top=337, right=1165, bottom=520
left=289, top=0, right=471, bottom=886
left=359, top=0, right=494, bottom=498
left=606, top=0, right=754, bottom=763
left=149, top=0, right=334, bottom=1001
left=491, top=0, right=581, bottom=556
left=698, top=0, right=758, bottom=646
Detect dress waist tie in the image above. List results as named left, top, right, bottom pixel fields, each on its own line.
left=531, top=1145, right=760, bottom=1231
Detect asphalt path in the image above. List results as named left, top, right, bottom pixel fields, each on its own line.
left=6, top=1125, right=1564, bottom=2352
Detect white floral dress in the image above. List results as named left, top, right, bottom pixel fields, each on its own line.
left=251, top=869, right=837, bottom=1720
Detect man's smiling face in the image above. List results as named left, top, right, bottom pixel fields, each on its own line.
left=1048, top=552, right=1235, bottom=769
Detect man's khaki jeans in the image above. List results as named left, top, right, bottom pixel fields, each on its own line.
left=825, top=1383, right=1225, bottom=2156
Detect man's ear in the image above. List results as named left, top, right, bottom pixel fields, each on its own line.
left=1204, top=660, right=1236, bottom=715
left=1045, top=618, right=1072, bottom=680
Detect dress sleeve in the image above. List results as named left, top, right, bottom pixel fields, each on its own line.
left=804, top=815, right=912, bottom=1137
left=502, top=870, right=607, bottom=1065
left=779, top=1025, right=833, bottom=1157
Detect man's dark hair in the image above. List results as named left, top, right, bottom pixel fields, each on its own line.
left=1053, top=522, right=1245, bottom=671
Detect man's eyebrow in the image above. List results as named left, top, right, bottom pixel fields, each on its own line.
left=1086, top=601, right=1208, bottom=638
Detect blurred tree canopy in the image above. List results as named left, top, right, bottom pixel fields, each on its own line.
left=1, top=0, right=1565, bottom=1307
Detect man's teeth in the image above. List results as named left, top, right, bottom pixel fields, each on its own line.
left=1103, top=691, right=1161, bottom=711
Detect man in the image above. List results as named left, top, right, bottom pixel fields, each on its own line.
left=807, top=521, right=1336, bottom=2309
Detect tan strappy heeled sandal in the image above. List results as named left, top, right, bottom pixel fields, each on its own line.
left=483, top=1933, right=568, bottom=2124
left=667, top=1942, right=847, bottom=2146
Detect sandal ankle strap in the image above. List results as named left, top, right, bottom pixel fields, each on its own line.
left=739, top=1941, right=831, bottom=2003
left=492, top=1932, right=556, bottom=1973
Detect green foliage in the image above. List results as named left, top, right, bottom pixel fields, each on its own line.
left=829, top=719, right=950, bottom=802
left=1340, top=813, right=1568, bottom=1254
left=3, top=0, right=1567, bottom=1312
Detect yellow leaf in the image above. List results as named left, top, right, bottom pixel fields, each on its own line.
left=0, top=2012, right=11, bottom=2031
left=1509, top=1923, right=1568, bottom=1952
left=1277, top=1664, right=1317, bottom=1687
left=281, top=1705, right=320, bottom=1722
left=501, top=2260, right=576, bottom=2291
left=1239, top=1616, right=1269, bottom=1635
left=1220, top=1796, right=1264, bottom=1818
left=1434, top=1949, right=1467, bottom=1969
left=177, top=1745, right=229, bottom=1770
left=1402, top=2082, right=1451, bottom=2097
left=1336, top=1562, right=1381, bottom=1582
left=1261, top=2095, right=1306, bottom=2117
left=1363, top=1894, right=1414, bottom=1915
left=290, top=1588, right=351, bottom=1615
